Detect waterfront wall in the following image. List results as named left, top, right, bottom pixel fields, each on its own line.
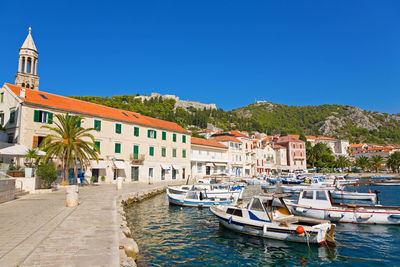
left=0, top=179, right=15, bottom=203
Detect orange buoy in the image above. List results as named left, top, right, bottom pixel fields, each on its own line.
left=369, top=189, right=372, bottom=193
left=296, top=226, right=305, bottom=234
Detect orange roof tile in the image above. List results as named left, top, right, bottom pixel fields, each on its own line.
left=349, top=144, right=365, bottom=148
left=209, top=135, right=242, bottom=143
left=191, top=137, right=227, bottom=149
left=305, top=135, right=316, bottom=139
left=5, top=83, right=188, bottom=133
left=287, top=135, right=299, bottom=139
left=276, top=136, right=305, bottom=143
left=230, top=130, right=248, bottom=138
left=316, top=136, right=337, bottom=141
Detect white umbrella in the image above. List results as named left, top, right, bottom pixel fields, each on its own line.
left=0, top=144, right=46, bottom=156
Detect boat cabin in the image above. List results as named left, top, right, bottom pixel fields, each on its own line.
left=244, top=193, right=293, bottom=222
left=298, top=189, right=333, bottom=208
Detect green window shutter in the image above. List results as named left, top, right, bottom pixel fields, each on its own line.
left=134, top=127, right=139, bottom=136
left=47, top=112, right=53, bottom=124
left=162, top=148, right=166, bottom=157
left=182, top=149, right=186, bottom=158
left=94, top=120, right=101, bottom=131
left=149, top=146, right=154, bottom=156
left=9, top=110, right=15, bottom=123
left=162, top=131, right=166, bottom=140
left=173, top=133, right=176, bottom=142
left=94, top=141, right=100, bottom=152
left=77, top=119, right=81, bottom=128
left=115, top=143, right=121, bottom=153
left=173, top=148, right=176, bottom=157
left=182, top=135, right=186, bottom=143
left=154, top=131, right=157, bottom=139
left=147, top=130, right=151, bottom=138
left=34, top=110, right=40, bottom=122
left=133, top=145, right=139, bottom=159
left=116, top=123, right=121, bottom=134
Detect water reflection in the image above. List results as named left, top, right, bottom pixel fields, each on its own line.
left=126, top=185, right=400, bottom=266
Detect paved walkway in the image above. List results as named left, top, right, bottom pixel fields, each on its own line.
left=0, top=181, right=181, bottom=267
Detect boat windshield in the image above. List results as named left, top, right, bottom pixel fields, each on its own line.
left=187, top=192, right=199, bottom=200
left=250, top=198, right=265, bottom=212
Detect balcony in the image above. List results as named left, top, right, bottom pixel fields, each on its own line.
left=130, top=154, right=145, bottom=165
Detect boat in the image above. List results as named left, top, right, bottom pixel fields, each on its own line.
left=373, top=180, right=400, bottom=186
left=210, top=193, right=336, bottom=244
left=167, top=184, right=244, bottom=207
left=285, top=188, right=400, bottom=224
left=330, top=190, right=377, bottom=203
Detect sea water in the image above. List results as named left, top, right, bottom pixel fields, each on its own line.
left=125, top=185, right=400, bottom=266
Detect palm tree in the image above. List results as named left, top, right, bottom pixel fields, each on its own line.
left=386, top=152, right=400, bottom=173
left=24, top=148, right=40, bottom=168
left=306, top=145, right=317, bottom=168
left=355, top=156, right=370, bottom=172
left=335, top=156, right=351, bottom=172
left=369, top=155, right=385, bottom=173
left=40, top=114, right=99, bottom=185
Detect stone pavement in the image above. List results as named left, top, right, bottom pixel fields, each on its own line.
left=0, top=181, right=183, bottom=267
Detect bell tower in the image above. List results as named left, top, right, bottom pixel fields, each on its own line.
left=15, top=27, right=40, bottom=90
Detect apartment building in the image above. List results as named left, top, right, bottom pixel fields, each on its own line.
left=276, top=136, right=306, bottom=171
left=190, top=137, right=228, bottom=180
left=209, top=135, right=244, bottom=177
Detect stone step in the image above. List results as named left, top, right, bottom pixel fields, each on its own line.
left=15, top=189, right=29, bottom=197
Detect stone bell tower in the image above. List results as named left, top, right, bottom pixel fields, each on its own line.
left=15, top=27, right=40, bottom=90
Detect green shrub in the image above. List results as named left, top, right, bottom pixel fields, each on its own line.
left=37, top=162, right=58, bottom=188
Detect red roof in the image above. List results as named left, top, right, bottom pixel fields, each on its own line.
left=316, top=136, right=337, bottom=141
left=230, top=130, right=248, bottom=138
left=5, top=83, right=188, bottom=133
left=209, top=135, right=242, bottom=143
left=191, top=137, right=227, bottom=149
left=349, top=144, right=365, bottom=148
left=276, top=136, right=304, bottom=143
left=305, top=135, right=316, bottom=140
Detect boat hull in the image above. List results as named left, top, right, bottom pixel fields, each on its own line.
left=168, top=195, right=234, bottom=208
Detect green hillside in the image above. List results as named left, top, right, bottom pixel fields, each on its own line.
left=70, top=95, right=400, bottom=144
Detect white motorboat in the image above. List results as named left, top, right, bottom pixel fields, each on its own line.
left=286, top=188, right=400, bottom=224
left=330, top=190, right=377, bottom=203
left=210, top=193, right=336, bottom=245
left=168, top=184, right=244, bottom=200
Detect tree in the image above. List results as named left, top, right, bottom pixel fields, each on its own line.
left=335, top=156, right=351, bottom=172
left=386, top=152, right=400, bottom=173
left=355, top=156, right=369, bottom=172
left=369, top=155, right=385, bottom=173
left=37, top=162, right=58, bottom=188
left=40, top=114, right=99, bottom=185
left=24, top=148, right=40, bottom=168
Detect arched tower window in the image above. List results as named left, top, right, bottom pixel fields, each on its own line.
left=22, top=83, right=25, bottom=87
left=27, top=58, right=31, bottom=74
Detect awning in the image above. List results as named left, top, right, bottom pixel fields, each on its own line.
left=114, top=161, right=126, bottom=169
left=90, top=160, right=107, bottom=169
left=205, top=163, right=214, bottom=167
left=161, top=164, right=170, bottom=169
left=0, top=145, right=45, bottom=156
left=214, top=163, right=227, bottom=167
left=172, top=165, right=182, bottom=170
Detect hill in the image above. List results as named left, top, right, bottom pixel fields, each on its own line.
left=69, top=95, right=400, bottom=144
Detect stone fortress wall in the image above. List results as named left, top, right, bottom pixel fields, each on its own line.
left=137, top=93, right=217, bottom=110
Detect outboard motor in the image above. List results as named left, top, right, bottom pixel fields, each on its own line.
left=374, top=190, right=381, bottom=204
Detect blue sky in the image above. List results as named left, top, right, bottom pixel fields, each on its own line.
left=1, top=1, right=399, bottom=113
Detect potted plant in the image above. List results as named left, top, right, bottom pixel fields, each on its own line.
left=90, top=176, right=95, bottom=184
left=101, top=175, right=105, bottom=183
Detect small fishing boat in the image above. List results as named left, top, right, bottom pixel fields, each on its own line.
left=286, top=188, right=400, bottom=224
left=168, top=184, right=244, bottom=200
left=210, top=193, right=336, bottom=244
left=330, top=190, right=377, bottom=203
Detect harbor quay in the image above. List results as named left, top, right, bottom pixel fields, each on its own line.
left=0, top=181, right=183, bottom=267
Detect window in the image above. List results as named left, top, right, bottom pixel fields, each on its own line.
left=33, top=110, right=53, bottom=124
left=115, top=143, right=121, bottom=153
left=94, top=141, right=100, bottom=152
left=149, top=146, right=154, bottom=156
left=303, top=191, right=313, bottom=199
left=115, top=123, right=122, bottom=134
left=182, top=135, right=186, bottom=143
left=8, top=110, right=15, bottom=124
left=161, top=169, right=166, bottom=180
left=173, top=148, right=177, bottom=157
left=172, top=169, right=177, bottom=179
left=148, top=129, right=157, bottom=139
left=0, top=113, right=4, bottom=125
left=133, top=145, right=139, bottom=159
left=134, top=126, right=139, bottom=137
left=162, top=131, right=166, bottom=140
left=0, top=92, right=3, bottom=103
left=94, top=120, right=101, bottom=131
left=316, top=191, right=327, bottom=200
left=250, top=198, right=265, bottom=212
left=173, top=133, right=177, bottom=142
left=161, top=147, right=166, bottom=157
left=149, top=168, right=153, bottom=178
left=182, top=149, right=186, bottom=158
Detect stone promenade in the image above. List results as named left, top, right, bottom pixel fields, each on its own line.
left=0, top=181, right=181, bottom=267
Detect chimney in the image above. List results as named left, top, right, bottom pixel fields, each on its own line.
left=20, top=88, right=26, bottom=99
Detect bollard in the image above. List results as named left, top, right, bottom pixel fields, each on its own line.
left=66, top=185, right=79, bottom=207
left=117, top=177, right=123, bottom=190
